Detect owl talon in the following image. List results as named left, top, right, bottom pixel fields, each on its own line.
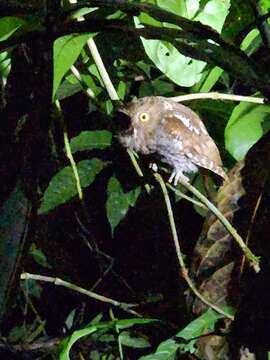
left=169, top=171, right=189, bottom=186
left=149, top=162, right=158, bottom=172
left=168, top=171, right=176, bottom=184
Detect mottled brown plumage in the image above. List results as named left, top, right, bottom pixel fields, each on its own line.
left=119, top=96, right=227, bottom=184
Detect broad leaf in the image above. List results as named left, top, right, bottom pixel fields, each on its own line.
left=138, top=308, right=234, bottom=359
left=106, top=177, right=141, bottom=235
left=29, top=243, right=52, bottom=269
left=60, top=318, right=155, bottom=360
left=119, top=330, right=151, bottom=348
left=69, top=130, right=112, bottom=153
left=39, top=158, right=106, bottom=214
left=0, top=17, right=25, bottom=42
left=136, top=0, right=230, bottom=87
left=53, top=33, right=95, bottom=100
left=225, top=102, right=270, bottom=160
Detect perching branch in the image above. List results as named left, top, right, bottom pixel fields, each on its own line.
left=177, top=177, right=260, bottom=272
left=21, top=272, right=141, bottom=317
left=171, top=92, right=265, bottom=104
left=154, top=173, right=234, bottom=320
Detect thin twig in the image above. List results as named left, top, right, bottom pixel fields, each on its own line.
left=70, top=65, right=95, bottom=98
left=127, top=149, right=151, bottom=194
left=55, top=100, right=83, bottom=200
left=240, top=192, right=263, bottom=274
left=166, top=183, right=207, bottom=210
left=177, top=177, right=260, bottom=272
left=63, top=126, right=83, bottom=200
left=87, top=38, right=119, bottom=100
left=0, top=337, right=62, bottom=352
left=171, top=92, right=265, bottom=104
left=154, top=173, right=234, bottom=320
left=20, top=272, right=141, bottom=317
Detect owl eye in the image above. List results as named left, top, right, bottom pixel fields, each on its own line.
left=139, top=112, right=150, bottom=122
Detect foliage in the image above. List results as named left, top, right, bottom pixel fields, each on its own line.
left=0, top=0, right=270, bottom=359
left=60, top=318, right=155, bottom=360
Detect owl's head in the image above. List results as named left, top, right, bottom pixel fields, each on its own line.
left=120, top=96, right=167, bottom=133
left=118, top=96, right=167, bottom=153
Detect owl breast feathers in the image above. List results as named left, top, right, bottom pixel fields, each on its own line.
left=119, top=96, right=227, bottom=185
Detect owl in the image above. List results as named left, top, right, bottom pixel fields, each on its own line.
left=119, top=96, right=227, bottom=185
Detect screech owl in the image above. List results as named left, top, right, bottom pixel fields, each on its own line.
left=119, top=96, right=227, bottom=185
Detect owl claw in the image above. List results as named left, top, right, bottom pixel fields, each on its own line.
left=149, top=162, right=158, bottom=172
left=169, top=170, right=189, bottom=186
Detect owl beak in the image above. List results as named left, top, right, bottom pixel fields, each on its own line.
left=116, top=107, right=132, bottom=133
left=118, top=107, right=130, bottom=116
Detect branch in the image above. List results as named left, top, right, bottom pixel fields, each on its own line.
left=177, top=177, right=260, bottom=272
left=127, top=149, right=151, bottom=194
left=68, top=0, right=119, bottom=100
left=171, top=92, right=265, bottom=104
left=166, top=183, right=207, bottom=210
left=70, top=65, right=95, bottom=98
left=154, top=173, right=234, bottom=320
left=86, top=38, right=119, bottom=100
left=55, top=100, right=84, bottom=201
left=21, top=272, right=141, bottom=317
left=63, top=126, right=83, bottom=200
left=2, top=13, right=270, bottom=97
left=0, top=337, right=62, bottom=352
left=0, top=1, right=37, bottom=16
left=249, top=0, right=270, bottom=49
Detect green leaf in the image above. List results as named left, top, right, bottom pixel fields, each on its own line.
left=195, top=66, right=224, bottom=93
left=117, top=80, right=127, bottom=100
left=0, top=17, right=25, bottom=42
left=136, top=0, right=230, bottom=87
left=29, top=243, right=52, bottom=269
left=69, top=130, right=112, bottom=153
left=195, top=0, right=231, bottom=33
left=138, top=307, right=234, bottom=359
left=59, top=318, right=155, bottom=360
left=39, top=158, right=106, bottom=214
left=225, top=102, right=270, bottom=160
left=241, top=29, right=261, bottom=55
left=119, top=331, right=151, bottom=349
left=53, top=33, right=95, bottom=100
left=126, top=187, right=141, bottom=207
left=106, top=177, right=141, bottom=235
left=68, top=7, right=98, bottom=20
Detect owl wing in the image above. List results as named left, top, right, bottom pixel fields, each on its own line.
left=161, top=108, right=227, bottom=179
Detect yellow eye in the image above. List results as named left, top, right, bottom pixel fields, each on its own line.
left=139, top=112, right=150, bottom=122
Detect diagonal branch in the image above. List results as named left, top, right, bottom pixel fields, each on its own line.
left=154, top=173, right=234, bottom=320
left=21, top=272, right=141, bottom=317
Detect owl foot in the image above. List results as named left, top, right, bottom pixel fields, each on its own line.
left=169, top=170, right=189, bottom=186
left=149, top=162, right=158, bottom=172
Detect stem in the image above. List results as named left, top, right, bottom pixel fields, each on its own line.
left=68, top=0, right=118, bottom=100
left=154, top=173, right=234, bottom=320
left=171, top=92, right=265, bottom=104
left=70, top=65, right=95, bottom=98
left=127, top=149, right=151, bottom=194
left=55, top=100, right=83, bottom=201
left=178, top=177, right=260, bottom=271
left=166, top=183, right=207, bottom=210
left=87, top=38, right=119, bottom=101
left=63, top=126, right=83, bottom=201
left=20, top=272, right=141, bottom=317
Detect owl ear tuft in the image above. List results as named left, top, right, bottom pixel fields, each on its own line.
left=131, top=97, right=138, bottom=102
